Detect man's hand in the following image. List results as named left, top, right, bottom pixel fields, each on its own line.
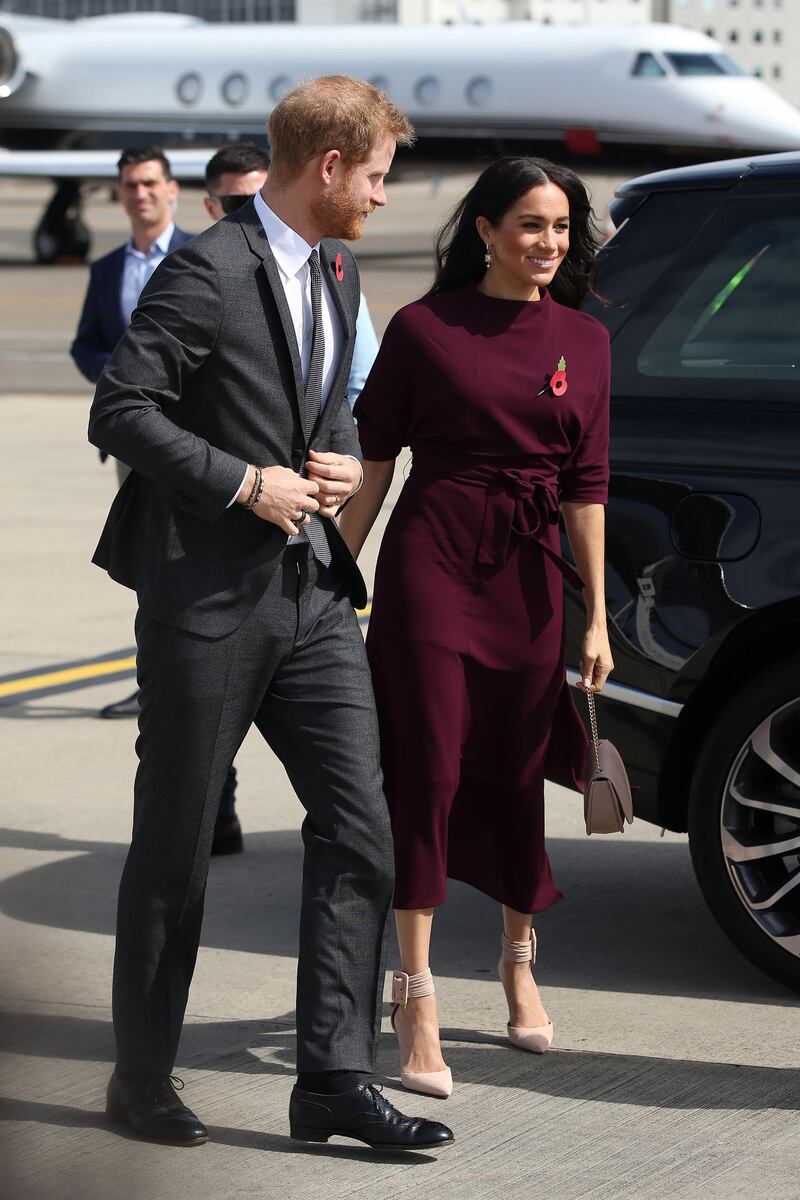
left=305, top=450, right=362, bottom=518
left=237, top=465, right=320, bottom=535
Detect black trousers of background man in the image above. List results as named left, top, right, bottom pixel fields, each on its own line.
left=112, top=545, right=394, bottom=1075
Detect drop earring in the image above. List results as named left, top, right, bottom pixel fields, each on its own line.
left=484, top=243, right=493, bottom=268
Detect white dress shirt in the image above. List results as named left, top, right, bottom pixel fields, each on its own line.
left=229, top=193, right=362, bottom=518
left=254, top=189, right=344, bottom=408
left=120, top=222, right=175, bottom=326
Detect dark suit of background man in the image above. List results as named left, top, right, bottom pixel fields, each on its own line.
left=88, top=76, right=453, bottom=1152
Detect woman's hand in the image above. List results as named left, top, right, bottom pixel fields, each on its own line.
left=306, top=450, right=363, bottom=518
left=579, top=623, right=614, bottom=693
left=338, top=458, right=396, bottom=561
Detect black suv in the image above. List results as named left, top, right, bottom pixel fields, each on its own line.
left=565, top=151, right=800, bottom=990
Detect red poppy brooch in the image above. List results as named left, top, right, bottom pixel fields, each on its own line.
left=538, top=355, right=568, bottom=398
left=334, top=252, right=344, bottom=282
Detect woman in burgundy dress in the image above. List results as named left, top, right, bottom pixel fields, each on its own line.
left=339, top=157, right=613, bottom=1098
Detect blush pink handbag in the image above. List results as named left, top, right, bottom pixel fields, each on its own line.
left=583, top=690, right=634, bottom=835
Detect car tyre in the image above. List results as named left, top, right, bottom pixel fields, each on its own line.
left=688, top=655, right=800, bottom=992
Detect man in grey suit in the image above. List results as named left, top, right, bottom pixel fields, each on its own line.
left=89, top=76, right=453, bottom=1152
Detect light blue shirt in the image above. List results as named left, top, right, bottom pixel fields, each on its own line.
left=120, top=222, right=175, bottom=325
left=349, top=294, right=379, bottom=410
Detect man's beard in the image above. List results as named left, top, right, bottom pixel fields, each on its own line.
left=310, top=174, right=370, bottom=242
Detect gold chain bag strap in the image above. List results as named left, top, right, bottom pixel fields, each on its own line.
left=583, top=690, right=634, bottom=835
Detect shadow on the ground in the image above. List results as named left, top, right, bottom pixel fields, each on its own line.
left=0, top=1095, right=441, bottom=1163
left=0, top=703, right=111, bottom=719
left=0, top=826, right=796, bottom=1005
left=1, top=1029, right=799, bottom=1115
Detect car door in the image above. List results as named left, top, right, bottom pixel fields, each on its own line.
left=567, top=179, right=800, bottom=824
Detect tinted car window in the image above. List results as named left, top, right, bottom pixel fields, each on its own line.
left=638, top=210, right=800, bottom=381
left=583, top=190, right=721, bottom=338
left=609, top=190, right=800, bottom=402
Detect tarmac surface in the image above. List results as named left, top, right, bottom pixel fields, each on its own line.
left=2, top=170, right=800, bottom=1200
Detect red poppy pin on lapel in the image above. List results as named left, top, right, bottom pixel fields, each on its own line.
left=334, top=253, right=344, bottom=282
left=538, top=355, right=568, bottom=398
left=550, top=356, right=568, bottom=396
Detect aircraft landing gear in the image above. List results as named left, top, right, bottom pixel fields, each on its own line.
left=33, top=179, right=91, bottom=264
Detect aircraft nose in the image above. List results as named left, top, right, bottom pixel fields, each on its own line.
left=724, top=89, right=800, bottom=151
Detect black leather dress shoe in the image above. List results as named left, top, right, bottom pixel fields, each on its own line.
left=106, top=1068, right=208, bottom=1145
left=211, top=813, right=244, bottom=857
left=289, top=1081, right=454, bottom=1150
left=99, top=689, right=141, bottom=719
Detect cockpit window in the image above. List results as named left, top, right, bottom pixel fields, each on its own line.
left=632, top=52, right=667, bottom=77
left=664, top=52, right=743, bottom=76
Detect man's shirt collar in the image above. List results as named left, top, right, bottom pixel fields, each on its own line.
left=254, top=189, right=319, bottom=279
left=125, top=221, right=175, bottom=258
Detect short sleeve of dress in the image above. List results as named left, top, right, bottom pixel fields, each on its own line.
left=353, top=308, right=414, bottom=461
left=559, top=330, right=610, bottom=505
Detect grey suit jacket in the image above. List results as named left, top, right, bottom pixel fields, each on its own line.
left=88, top=199, right=367, bottom=637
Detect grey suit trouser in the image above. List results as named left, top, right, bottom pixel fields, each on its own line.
left=112, top=544, right=394, bottom=1075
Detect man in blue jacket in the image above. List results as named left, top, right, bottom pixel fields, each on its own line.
left=72, top=145, right=193, bottom=436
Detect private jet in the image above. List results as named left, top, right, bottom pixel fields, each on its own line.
left=2, top=15, right=800, bottom=260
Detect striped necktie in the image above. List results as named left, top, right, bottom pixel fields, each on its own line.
left=302, top=249, right=332, bottom=567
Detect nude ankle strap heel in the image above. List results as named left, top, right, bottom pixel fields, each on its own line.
left=499, top=932, right=554, bottom=1054
left=390, top=969, right=453, bottom=1099
left=500, top=930, right=538, bottom=963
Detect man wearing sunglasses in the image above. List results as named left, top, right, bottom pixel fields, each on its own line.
left=203, top=142, right=271, bottom=223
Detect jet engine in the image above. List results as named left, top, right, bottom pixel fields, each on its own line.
left=0, top=25, right=25, bottom=99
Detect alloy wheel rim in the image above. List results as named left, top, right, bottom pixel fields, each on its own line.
left=720, top=695, right=800, bottom=962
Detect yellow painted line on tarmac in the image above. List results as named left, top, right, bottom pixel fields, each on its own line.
left=0, top=599, right=373, bottom=703
left=0, top=654, right=137, bottom=700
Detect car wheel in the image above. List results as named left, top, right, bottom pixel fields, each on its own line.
left=688, top=656, right=800, bottom=991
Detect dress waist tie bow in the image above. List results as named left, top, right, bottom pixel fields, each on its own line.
left=410, top=453, right=584, bottom=590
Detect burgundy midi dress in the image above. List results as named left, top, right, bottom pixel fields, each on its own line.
left=354, top=284, right=610, bottom=915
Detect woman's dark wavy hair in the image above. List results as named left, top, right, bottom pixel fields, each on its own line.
left=430, top=156, right=604, bottom=309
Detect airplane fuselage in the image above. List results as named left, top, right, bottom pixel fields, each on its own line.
left=2, top=17, right=800, bottom=155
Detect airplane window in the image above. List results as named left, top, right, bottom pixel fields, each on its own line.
left=717, top=54, right=745, bottom=74
left=414, top=76, right=441, bottom=105
left=632, top=52, right=667, bottom=77
left=222, top=73, right=249, bottom=107
left=664, top=53, right=730, bottom=75
left=269, top=76, right=291, bottom=102
left=176, top=73, right=202, bottom=106
left=466, top=76, right=493, bottom=106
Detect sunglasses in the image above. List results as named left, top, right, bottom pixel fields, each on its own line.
left=210, top=193, right=253, bottom=215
